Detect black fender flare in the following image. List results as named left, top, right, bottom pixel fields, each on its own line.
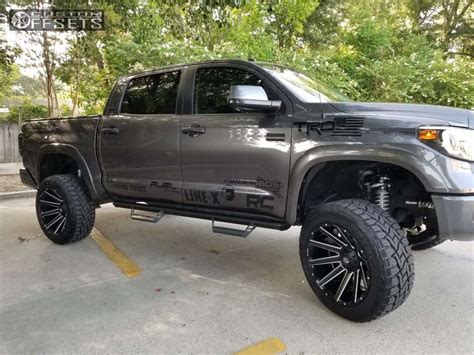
left=37, top=143, right=101, bottom=201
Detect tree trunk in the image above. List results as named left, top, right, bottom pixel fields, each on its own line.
left=41, top=32, right=61, bottom=118
left=53, top=84, right=60, bottom=117
left=71, top=76, right=79, bottom=116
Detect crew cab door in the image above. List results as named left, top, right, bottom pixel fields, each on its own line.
left=99, top=70, right=183, bottom=203
left=179, top=64, right=292, bottom=218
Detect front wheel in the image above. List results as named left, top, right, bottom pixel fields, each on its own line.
left=300, top=199, right=414, bottom=322
left=36, top=174, right=95, bottom=244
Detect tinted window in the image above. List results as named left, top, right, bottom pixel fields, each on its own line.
left=261, top=64, right=352, bottom=103
left=121, top=71, right=181, bottom=114
left=194, top=67, right=277, bottom=114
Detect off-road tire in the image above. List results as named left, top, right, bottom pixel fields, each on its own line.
left=300, top=199, right=414, bottom=322
left=36, top=174, right=95, bottom=244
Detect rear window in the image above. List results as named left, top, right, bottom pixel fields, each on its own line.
left=121, top=71, right=181, bottom=114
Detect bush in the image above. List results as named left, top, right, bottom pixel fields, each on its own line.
left=4, top=101, right=49, bottom=123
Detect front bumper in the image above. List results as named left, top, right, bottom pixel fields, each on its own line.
left=432, top=195, right=474, bottom=241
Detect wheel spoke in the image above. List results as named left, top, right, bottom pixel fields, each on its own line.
left=308, top=255, right=341, bottom=266
left=335, top=226, right=354, bottom=248
left=353, top=269, right=360, bottom=303
left=357, top=251, right=368, bottom=264
left=319, top=226, right=347, bottom=247
left=40, top=199, right=61, bottom=207
left=53, top=216, right=66, bottom=234
left=45, top=213, right=63, bottom=229
left=335, top=270, right=353, bottom=302
left=309, top=239, right=342, bottom=253
left=44, top=190, right=63, bottom=203
left=317, top=264, right=345, bottom=287
left=359, top=262, right=368, bottom=291
left=40, top=209, right=61, bottom=217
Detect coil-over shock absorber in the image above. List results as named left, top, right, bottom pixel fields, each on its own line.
left=370, top=176, right=391, bottom=212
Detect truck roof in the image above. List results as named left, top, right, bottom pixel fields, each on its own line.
left=119, top=59, right=265, bottom=80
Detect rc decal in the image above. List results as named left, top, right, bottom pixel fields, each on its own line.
left=246, top=194, right=274, bottom=210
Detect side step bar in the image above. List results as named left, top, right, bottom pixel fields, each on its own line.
left=114, top=200, right=290, bottom=231
left=130, top=208, right=165, bottom=223
left=212, top=219, right=255, bottom=238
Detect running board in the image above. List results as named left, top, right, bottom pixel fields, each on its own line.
left=212, top=219, right=255, bottom=238
left=114, top=200, right=290, bottom=231
left=130, top=208, right=165, bottom=223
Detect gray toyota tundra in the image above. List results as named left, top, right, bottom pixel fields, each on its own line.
left=19, top=59, right=474, bottom=322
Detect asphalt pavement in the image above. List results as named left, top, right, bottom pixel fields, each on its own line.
left=0, top=197, right=473, bottom=353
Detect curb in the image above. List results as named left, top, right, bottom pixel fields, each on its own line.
left=0, top=190, right=36, bottom=201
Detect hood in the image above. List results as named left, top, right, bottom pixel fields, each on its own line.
left=329, top=102, right=472, bottom=128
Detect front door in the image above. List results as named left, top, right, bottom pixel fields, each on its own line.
left=180, top=65, right=292, bottom=218
left=99, top=69, right=183, bottom=203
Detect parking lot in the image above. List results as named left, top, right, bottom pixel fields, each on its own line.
left=1, top=196, right=473, bottom=353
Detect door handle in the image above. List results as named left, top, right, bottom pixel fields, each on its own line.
left=102, top=127, right=120, bottom=135
left=181, top=124, right=206, bottom=137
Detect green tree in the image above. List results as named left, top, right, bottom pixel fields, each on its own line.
left=406, top=0, right=473, bottom=58
left=18, top=0, right=472, bottom=113
left=0, top=7, right=20, bottom=103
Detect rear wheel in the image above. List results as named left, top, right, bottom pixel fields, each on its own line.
left=300, top=199, right=414, bottom=322
left=36, top=174, right=95, bottom=244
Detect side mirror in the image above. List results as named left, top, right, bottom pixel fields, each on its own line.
left=228, top=85, right=281, bottom=112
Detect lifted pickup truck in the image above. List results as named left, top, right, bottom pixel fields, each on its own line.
left=19, top=60, right=474, bottom=322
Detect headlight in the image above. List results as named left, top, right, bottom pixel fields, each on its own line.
left=418, top=126, right=474, bottom=162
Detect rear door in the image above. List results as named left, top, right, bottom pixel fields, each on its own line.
left=179, top=64, right=293, bottom=218
left=99, top=69, right=183, bottom=203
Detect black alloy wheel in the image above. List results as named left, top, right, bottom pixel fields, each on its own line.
left=300, top=199, right=414, bottom=322
left=307, top=222, right=370, bottom=306
left=36, top=174, right=95, bottom=244
left=38, top=187, right=68, bottom=236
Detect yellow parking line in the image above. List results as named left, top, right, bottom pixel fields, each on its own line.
left=235, top=338, right=286, bottom=355
left=90, top=228, right=142, bottom=278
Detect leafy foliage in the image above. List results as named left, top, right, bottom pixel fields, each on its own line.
left=5, top=100, right=48, bottom=122
left=4, top=0, right=474, bottom=115
left=0, top=22, right=20, bottom=101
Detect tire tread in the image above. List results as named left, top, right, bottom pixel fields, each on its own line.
left=302, top=199, right=414, bottom=322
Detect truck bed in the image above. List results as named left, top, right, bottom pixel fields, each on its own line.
left=20, top=115, right=104, bottom=199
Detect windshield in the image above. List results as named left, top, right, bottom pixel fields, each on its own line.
left=260, top=63, right=352, bottom=103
